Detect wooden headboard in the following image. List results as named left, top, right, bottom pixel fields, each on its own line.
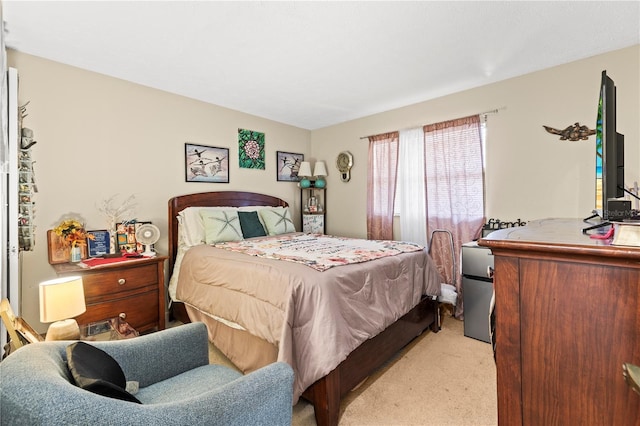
left=167, top=191, right=288, bottom=276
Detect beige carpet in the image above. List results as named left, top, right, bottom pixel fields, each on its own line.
left=207, top=315, right=497, bottom=425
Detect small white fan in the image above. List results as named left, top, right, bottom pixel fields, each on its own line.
left=135, top=224, right=160, bottom=257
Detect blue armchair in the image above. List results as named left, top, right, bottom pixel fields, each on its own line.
left=0, top=322, right=294, bottom=425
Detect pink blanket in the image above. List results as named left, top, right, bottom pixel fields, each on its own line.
left=176, top=234, right=441, bottom=402
left=215, top=233, right=423, bottom=271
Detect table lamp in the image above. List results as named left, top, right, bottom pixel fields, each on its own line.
left=313, top=161, right=327, bottom=188
left=39, top=276, right=86, bottom=341
left=298, top=161, right=312, bottom=188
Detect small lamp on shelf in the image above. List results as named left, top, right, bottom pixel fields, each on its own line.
left=39, top=276, right=86, bottom=341
left=313, top=161, right=327, bottom=188
left=298, top=161, right=312, bottom=188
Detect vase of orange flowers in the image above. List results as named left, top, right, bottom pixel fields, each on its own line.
left=69, top=246, right=81, bottom=262
left=53, top=219, right=94, bottom=263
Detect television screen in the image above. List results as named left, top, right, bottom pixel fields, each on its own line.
left=595, top=70, right=625, bottom=220
left=595, top=91, right=603, bottom=212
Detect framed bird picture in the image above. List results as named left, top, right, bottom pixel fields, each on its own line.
left=185, top=143, right=229, bottom=183
left=276, top=151, right=303, bottom=182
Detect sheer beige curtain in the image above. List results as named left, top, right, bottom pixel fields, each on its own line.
left=424, top=115, right=485, bottom=317
left=366, top=132, right=399, bottom=240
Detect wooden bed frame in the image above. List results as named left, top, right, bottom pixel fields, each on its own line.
left=168, top=191, right=439, bottom=426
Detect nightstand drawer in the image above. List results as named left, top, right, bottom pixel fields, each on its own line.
left=52, top=256, right=167, bottom=332
left=82, top=264, right=158, bottom=298
left=76, top=289, right=159, bottom=332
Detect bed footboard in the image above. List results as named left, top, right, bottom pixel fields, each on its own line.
left=302, top=295, right=439, bottom=426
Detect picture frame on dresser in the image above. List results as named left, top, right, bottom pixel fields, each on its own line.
left=115, top=221, right=151, bottom=254
left=46, top=230, right=87, bottom=264
left=87, top=230, right=110, bottom=257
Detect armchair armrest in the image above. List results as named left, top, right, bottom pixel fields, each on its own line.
left=91, top=322, right=209, bottom=386
left=140, top=362, right=295, bottom=426
left=214, top=362, right=294, bottom=425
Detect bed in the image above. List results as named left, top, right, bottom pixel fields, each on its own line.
left=168, top=191, right=441, bottom=425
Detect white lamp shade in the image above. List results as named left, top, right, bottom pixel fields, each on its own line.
left=298, top=161, right=312, bottom=177
left=39, top=276, right=86, bottom=323
left=313, top=161, right=328, bottom=177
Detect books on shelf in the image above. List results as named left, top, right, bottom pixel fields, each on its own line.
left=612, top=221, right=640, bottom=247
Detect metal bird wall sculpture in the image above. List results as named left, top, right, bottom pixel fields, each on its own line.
left=543, top=122, right=595, bottom=141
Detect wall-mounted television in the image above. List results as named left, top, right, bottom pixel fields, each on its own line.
left=594, top=70, right=625, bottom=220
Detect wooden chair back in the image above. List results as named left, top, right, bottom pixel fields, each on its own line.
left=1, top=298, right=25, bottom=352
left=1, top=298, right=43, bottom=356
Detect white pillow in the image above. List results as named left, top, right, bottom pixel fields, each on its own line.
left=167, top=244, right=189, bottom=301
left=259, top=207, right=296, bottom=236
left=178, top=206, right=237, bottom=247
left=178, top=205, right=274, bottom=247
left=200, top=210, right=244, bottom=244
left=237, top=205, right=273, bottom=212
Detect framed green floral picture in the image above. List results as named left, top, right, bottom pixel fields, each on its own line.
left=238, top=128, right=265, bottom=169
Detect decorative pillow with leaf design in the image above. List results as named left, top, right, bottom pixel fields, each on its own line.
left=259, top=207, right=296, bottom=236
left=200, top=210, right=244, bottom=243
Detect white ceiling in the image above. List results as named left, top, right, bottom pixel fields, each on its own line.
left=2, top=1, right=639, bottom=130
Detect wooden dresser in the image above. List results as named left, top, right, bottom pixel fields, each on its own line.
left=53, top=256, right=167, bottom=333
left=479, top=218, right=640, bottom=425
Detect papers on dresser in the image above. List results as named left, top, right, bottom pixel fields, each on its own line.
left=612, top=221, right=640, bottom=247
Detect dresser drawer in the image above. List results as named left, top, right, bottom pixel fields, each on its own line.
left=82, top=264, right=158, bottom=298
left=53, top=256, right=167, bottom=332
left=76, top=289, right=159, bottom=332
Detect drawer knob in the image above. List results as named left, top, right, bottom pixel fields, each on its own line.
left=118, top=278, right=126, bottom=285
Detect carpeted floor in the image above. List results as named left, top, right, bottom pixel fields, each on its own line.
left=206, top=315, right=497, bottom=425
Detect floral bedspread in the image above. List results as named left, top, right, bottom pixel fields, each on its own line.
left=214, top=233, right=424, bottom=272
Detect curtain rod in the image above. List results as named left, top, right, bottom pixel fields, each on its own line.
left=359, top=107, right=504, bottom=140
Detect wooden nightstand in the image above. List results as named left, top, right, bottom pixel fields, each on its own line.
left=52, top=256, right=167, bottom=333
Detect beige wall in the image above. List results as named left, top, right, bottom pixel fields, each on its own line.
left=8, top=50, right=311, bottom=330
left=9, top=45, right=639, bottom=331
left=313, top=45, right=640, bottom=238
